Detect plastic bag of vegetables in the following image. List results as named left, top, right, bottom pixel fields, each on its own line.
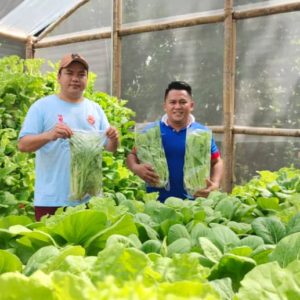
left=135, top=122, right=169, bottom=188
left=69, top=130, right=106, bottom=201
left=184, top=128, right=211, bottom=197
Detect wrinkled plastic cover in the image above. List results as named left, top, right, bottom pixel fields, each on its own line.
left=0, top=0, right=82, bottom=36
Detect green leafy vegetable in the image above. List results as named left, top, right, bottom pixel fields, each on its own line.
left=184, top=129, right=211, bottom=196
left=69, top=131, right=106, bottom=200
left=135, top=123, right=169, bottom=188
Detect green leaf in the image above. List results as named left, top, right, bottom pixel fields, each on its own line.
left=167, top=224, right=190, bottom=244
left=251, top=217, right=286, bottom=244
left=208, top=224, right=240, bottom=252
left=140, top=240, right=162, bottom=254
left=85, top=214, right=138, bottom=255
left=24, top=245, right=85, bottom=275
left=228, top=246, right=253, bottom=257
left=0, top=250, right=22, bottom=274
left=210, top=278, right=234, bottom=300
left=167, top=238, right=192, bottom=257
left=227, top=221, right=252, bottom=234
left=51, top=210, right=107, bottom=245
left=257, top=196, right=279, bottom=211
left=239, top=235, right=264, bottom=250
left=199, top=237, right=222, bottom=263
left=209, top=253, right=256, bottom=292
left=237, top=261, right=300, bottom=300
left=251, top=244, right=275, bottom=265
left=0, top=215, right=33, bottom=229
left=269, top=232, right=300, bottom=267
left=0, top=271, right=55, bottom=300
left=286, top=213, right=300, bottom=235
left=90, top=244, right=149, bottom=282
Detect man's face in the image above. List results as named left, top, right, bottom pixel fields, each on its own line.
left=164, top=89, right=194, bottom=127
left=57, top=62, right=88, bottom=101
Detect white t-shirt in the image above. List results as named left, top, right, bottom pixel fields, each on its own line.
left=19, top=95, right=109, bottom=207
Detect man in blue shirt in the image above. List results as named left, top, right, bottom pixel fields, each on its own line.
left=18, top=53, right=119, bottom=220
left=126, top=81, right=223, bottom=201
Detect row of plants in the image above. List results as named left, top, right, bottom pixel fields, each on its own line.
left=0, top=166, right=300, bottom=299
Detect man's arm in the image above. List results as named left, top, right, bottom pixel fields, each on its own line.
left=126, top=151, right=159, bottom=186
left=210, top=157, right=223, bottom=188
left=18, top=123, right=73, bottom=152
left=105, top=127, right=119, bottom=152
left=193, top=157, right=223, bottom=198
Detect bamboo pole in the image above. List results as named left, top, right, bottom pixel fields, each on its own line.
left=34, top=29, right=111, bottom=48
left=0, top=29, right=27, bottom=43
left=112, top=0, right=122, bottom=98
left=208, top=125, right=225, bottom=133
left=222, top=0, right=235, bottom=192
left=208, top=125, right=300, bottom=137
left=233, top=126, right=300, bottom=137
left=120, top=11, right=225, bottom=36
left=32, top=0, right=300, bottom=48
left=25, top=36, right=35, bottom=59
left=36, top=0, right=89, bottom=42
left=234, top=1, right=300, bottom=19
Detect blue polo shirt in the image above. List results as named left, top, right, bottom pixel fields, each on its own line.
left=146, top=120, right=220, bottom=201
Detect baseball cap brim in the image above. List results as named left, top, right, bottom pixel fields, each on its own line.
left=58, top=53, right=89, bottom=72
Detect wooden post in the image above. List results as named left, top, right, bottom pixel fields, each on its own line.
left=222, top=0, right=235, bottom=192
left=25, top=36, right=35, bottom=59
left=112, top=0, right=122, bottom=98
left=234, top=1, right=300, bottom=19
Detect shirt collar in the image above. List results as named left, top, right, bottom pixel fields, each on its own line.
left=161, top=114, right=195, bottom=128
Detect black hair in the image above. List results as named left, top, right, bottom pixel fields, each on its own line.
left=164, top=81, right=192, bottom=99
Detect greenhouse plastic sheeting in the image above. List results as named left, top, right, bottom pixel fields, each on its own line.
left=0, top=0, right=82, bottom=36
left=0, top=0, right=23, bottom=19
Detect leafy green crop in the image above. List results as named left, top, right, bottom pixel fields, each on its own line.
left=135, top=123, right=169, bottom=188
left=184, top=129, right=211, bottom=196
left=69, top=131, right=106, bottom=201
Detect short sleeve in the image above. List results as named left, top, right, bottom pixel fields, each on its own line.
left=19, top=102, right=43, bottom=139
left=211, top=137, right=221, bottom=160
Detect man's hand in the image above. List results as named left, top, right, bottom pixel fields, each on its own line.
left=193, top=178, right=219, bottom=198
left=105, top=127, right=119, bottom=152
left=133, top=163, right=160, bottom=187
left=18, top=123, right=73, bottom=153
left=106, top=126, right=119, bottom=142
left=48, top=123, right=73, bottom=140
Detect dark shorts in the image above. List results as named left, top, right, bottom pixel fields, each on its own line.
left=35, top=206, right=61, bottom=221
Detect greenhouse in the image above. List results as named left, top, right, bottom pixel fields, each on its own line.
left=0, top=0, right=300, bottom=299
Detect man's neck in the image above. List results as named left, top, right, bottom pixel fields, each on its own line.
left=162, top=114, right=194, bottom=131
left=166, top=120, right=188, bottom=131
left=58, top=93, right=83, bottom=103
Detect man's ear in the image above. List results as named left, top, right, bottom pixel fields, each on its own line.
left=163, top=101, right=166, bottom=112
left=190, top=100, right=195, bottom=111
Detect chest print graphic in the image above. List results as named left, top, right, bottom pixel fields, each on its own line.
left=87, top=114, right=95, bottom=125
left=58, top=114, right=64, bottom=123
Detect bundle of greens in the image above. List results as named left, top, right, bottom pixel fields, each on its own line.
left=135, top=123, right=169, bottom=188
left=184, top=128, right=211, bottom=196
left=69, top=130, right=106, bottom=200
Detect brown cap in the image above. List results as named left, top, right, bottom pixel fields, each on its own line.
left=58, top=53, right=89, bottom=72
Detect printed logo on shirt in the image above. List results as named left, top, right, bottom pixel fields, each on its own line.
left=87, top=114, right=95, bottom=125
left=58, top=114, right=64, bottom=123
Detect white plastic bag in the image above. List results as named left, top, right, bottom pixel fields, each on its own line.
left=135, top=122, right=169, bottom=188
left=69, top=130, right=106, bottom=201
left=184, top=128, right=211, bottom=196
